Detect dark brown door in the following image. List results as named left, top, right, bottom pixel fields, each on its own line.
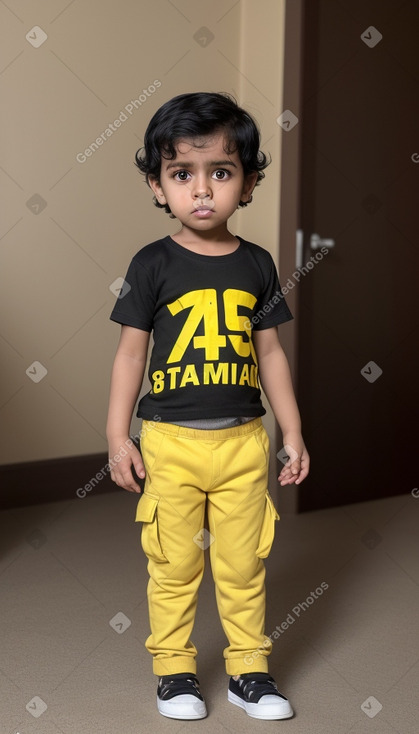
left=295, top=0, right=419, bottom=511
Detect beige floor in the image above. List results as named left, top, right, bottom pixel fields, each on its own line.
left=1, top=489, right=418, bottom=734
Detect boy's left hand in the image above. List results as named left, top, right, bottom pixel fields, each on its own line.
left=278, top=436, right=310, bottom=486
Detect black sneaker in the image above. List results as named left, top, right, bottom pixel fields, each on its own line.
left=157, top=673, right=207, bottom=719
left=228, top=673, right=293, bottom=720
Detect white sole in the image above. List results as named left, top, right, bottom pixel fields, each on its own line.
left=157, top=694, right=207, bottom=720
left=228, top=690, right=294, bottom=720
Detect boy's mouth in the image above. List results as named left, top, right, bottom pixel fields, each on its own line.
left=192, top=199, right=215, bottom=212
left=192, top=207, right=214, bottom=218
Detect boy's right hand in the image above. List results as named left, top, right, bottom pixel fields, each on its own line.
left=108, top=438, right=145, bottom=493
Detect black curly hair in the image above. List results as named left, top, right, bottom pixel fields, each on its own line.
left=135, top=92, right=270, bottom=215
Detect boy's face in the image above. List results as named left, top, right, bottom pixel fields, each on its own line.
left=148, top=133, right=257, bottom=234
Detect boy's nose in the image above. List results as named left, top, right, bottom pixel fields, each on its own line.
left=192, top=176, right=212, bottom=198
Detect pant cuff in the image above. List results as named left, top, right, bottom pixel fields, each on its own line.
left=152, top=657, right=197, bottom=676
left=225, top=656, right=269, bottom=676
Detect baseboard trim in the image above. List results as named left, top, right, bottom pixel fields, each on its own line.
left=0, top=453, right=119, bottom=509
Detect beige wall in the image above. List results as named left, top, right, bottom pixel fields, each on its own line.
left=1, top=0, right=287, bottom=465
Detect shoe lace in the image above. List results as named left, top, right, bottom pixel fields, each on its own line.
left=159, top=675, right=201, bottom=700
left=240, top=674, right=281, bottom=700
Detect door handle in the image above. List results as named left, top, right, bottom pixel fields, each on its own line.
left=310, top=233, right=335, bottom=250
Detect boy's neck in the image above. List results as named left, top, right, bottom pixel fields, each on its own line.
left=170, top=225, right=240, bottom=256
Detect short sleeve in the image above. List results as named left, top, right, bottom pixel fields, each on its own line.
left=252, top=254, right=293, bottom=330
left=110, top=258, right=155, bottom=331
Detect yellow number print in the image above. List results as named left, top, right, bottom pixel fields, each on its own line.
left=166, top=288, right=257, bottom=363
left=167, top=289, right=226, bottom=363
left=223, top=289, right=257, bottom=361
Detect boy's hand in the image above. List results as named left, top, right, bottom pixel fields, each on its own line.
left=278, top=435, right=310, bottom=486
left=108, top=437, right=145, bottom=493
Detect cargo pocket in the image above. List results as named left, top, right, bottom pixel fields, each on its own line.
left=135, top=493, right=168, bottom=563
left=256, top=492, right=280, bottom=559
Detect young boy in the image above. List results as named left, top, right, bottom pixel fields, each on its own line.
left=106, top=92, right=309, bottom=721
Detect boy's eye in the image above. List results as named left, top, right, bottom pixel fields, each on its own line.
left=173, top=170, right=190, bottom=181
left=213, top=169, right=230, bottom=180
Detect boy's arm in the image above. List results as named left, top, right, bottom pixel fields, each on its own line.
left=106, top=325, right=150, bottom=492
left=252, top=326, right=310, bottom=486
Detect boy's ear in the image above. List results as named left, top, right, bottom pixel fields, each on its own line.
left=241, top=172, right=258, bottom=203
left=148, top=175, right=167, bottom=205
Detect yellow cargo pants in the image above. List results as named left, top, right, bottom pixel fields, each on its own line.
left=136, top=417, right=280, bottom=676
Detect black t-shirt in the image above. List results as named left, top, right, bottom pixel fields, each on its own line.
left=110, top=235, right=293, bottom=420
